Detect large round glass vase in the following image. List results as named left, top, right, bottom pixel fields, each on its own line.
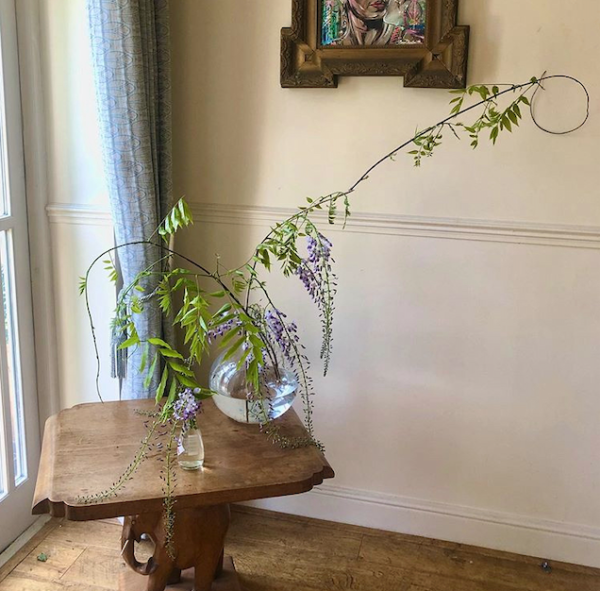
left=209, top=350, right=297, bottom=424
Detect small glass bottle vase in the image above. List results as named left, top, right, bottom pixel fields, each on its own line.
left=177, top=424, right=205, bottom=471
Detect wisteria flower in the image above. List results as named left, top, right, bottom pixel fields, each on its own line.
left=296, top=233, right=337, bottom=374
left=173, top=388, right=202, bottom=429
left=265, top=308, right=300, bottom=365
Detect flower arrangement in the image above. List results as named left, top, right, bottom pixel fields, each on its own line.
left=172, top=388, right=203, bottom=429
left=78, top=74, right=588, bottom=546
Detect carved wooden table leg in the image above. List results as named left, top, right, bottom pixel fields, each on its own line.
left=119, top=504, right=242, bottom=591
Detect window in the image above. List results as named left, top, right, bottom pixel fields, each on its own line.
left=0, top=0, right=40, bottom=551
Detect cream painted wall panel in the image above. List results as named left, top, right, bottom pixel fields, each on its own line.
left=49, top=220, right=118, bottom=408
left=39, top=0, right=115, bottom=409
left=41, top=0, right=107, bottom=207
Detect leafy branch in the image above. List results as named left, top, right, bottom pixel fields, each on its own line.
left=237, top=76, right=556, bottom=376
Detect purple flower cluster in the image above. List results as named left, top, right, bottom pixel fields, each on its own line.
left=308, top=234, right=332, bottom=264
left=297, top=234, right=333, bottom=305
left=172, top=388, right=202, bottom=424
left=296, top=233, right=337, bottom=374
left=265, top=309, right=299, bottom=364
left=207, top=318, right=241, bottom=344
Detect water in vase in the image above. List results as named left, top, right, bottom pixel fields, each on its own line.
left=177, top=428, right=205, bottom=470
left=210, top=352, right=298, bottom=424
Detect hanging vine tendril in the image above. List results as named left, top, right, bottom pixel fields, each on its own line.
left=530, top=73, right=590, bottom=135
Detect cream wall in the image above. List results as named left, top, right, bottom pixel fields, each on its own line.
left=36, top=0, right=600, bottom=568
left=170, top=0, right=600, bottom=567
left=37, top=0, right=118, bottom=409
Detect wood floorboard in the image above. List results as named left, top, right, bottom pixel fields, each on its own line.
left=0, top=519, right=60, bottom=584
left=0, top=507, right=598, bottom=591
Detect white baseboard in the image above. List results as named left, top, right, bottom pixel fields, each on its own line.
left=0, top=515, right=52, bottom=571
left=244, top=484, right=600, bottom=569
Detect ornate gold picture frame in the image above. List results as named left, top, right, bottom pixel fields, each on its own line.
left=281, top=0, right=470, bottom=89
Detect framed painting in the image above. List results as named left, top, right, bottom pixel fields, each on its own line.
left=281, top=0, right=470, bottom=88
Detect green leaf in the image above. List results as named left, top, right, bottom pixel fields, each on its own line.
left=157, top=198, right=193, bottom=242
left=168, top=361, right=195, bottom=377
left=175, top=374, right=201, bottom=389
left=139, top=343, right=149, bottom=373
left=476, top=86, right=489, bottom=100
left=155, top=366, right=169, bottom=403
left=490, top=126, right=499, bottom=144
left=236, top=347, right=252, bottom=370
left=159, top=348, right=184, bottom=360
left=328, top=200, right=337, bottom=225
left=118, top=332, right=139, bottom=350
left=258, top=248, right=271, bottom=270
left=195, top=388, right=216, bottom=400
left=212, top=313, right=236, bottom=327
left=130, top=298, right=143, bottom=314
left=520, top=96, right=531, bottom=106
left=103, top=260, right=119, bottom=284
left=148, top=337, right=171, bottom=348
left=166, top=376, right=178, bottom=406
left=219, top=324, right=241, bottom=348
left=214, top=303, right=232, bottom=317
left=223, top=336, right=245, bottom=361
left=144, top=353, right=158, bottom=389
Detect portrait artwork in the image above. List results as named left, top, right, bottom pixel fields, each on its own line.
left=321, top=0, right=427, bottom=47
left=281, top=0, right=469, bottom=89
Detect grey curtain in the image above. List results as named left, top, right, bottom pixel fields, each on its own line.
left=87, top=0, right=173, bottom=399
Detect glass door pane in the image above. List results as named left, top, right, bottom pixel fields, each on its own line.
left=1, top=231, right=28, bottom=486
left=0, top=0, right=41, bottom=551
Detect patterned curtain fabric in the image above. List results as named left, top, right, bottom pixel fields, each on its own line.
left=87, top=0, right=173, bottom=399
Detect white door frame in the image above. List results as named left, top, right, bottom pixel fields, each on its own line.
left=15, top=0, right=60, bottom=428
left=0, top=0, right=42, bottom=550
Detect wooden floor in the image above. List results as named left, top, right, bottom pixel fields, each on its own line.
left=1, top=507, right=599, bottom=591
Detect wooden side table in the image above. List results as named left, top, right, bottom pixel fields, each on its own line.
left=33, top=399, right=334, bottom=591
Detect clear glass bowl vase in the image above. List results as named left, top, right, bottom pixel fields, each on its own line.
left=209, top=349, right=297, bottom=424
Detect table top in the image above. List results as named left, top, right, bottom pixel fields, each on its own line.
left=33, top=399, right=334, bottom=521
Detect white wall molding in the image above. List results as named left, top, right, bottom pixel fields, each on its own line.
left=47, top=202, right=600, bottom=250
left=247, top=484, right=600, bottom=568
left=47, top=203, right=112, bottom=226
left=189, top=203, right=600, bottom=250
